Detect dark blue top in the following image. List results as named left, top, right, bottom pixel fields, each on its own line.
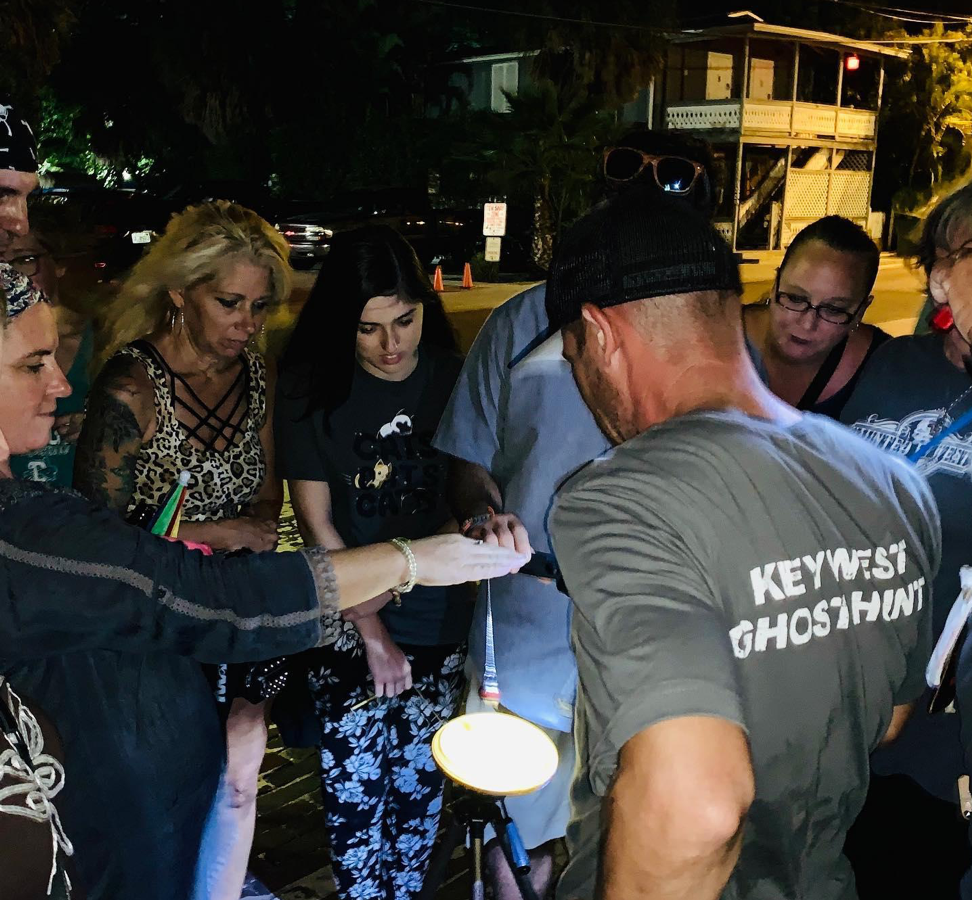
left=275, top=345, right=470, bottom=645
left=842, top=332, right=968, bottom=801
left=0, top=479, right=327, bottom=900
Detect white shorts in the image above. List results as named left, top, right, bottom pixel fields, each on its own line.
left=464, top=677, right=575, bottom=849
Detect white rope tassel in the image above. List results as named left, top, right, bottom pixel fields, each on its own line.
left=480, top=579, right=501, bottom=708
left=0, top=678, right=74, bottom=895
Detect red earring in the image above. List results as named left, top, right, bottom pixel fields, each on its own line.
left=930, top=305, right=955, bottom=333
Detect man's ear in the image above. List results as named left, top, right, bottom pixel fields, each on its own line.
left=581, top=303, right=619, bottom=359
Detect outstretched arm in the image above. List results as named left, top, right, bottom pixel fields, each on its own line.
left=0, top=488, right=528, bottom=666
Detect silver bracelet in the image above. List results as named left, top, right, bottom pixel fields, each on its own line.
left=389, top=537, right=417, bottom=595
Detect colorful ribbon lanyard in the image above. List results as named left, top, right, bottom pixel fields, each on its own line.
left=908, top=407, right=972, bottom=463
left=480, top=579, right=501, bottom=708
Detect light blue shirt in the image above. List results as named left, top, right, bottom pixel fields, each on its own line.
left=434, top=284, right=611, bottom=731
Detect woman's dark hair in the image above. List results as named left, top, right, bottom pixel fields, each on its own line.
left=280, top=224, right=457, bottom=422
left=781, top=215, right=880, bottom=294
left=917, top=181, right=972, bottom=277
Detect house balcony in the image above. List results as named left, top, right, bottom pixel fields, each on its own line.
left=664, top=99, right=877, bottom=141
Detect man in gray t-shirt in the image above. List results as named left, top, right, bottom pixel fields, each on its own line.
left=544, top=190, right=940, bottom=900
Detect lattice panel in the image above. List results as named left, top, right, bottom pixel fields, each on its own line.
left=835, top=150, right=871, bottom=172
left=785, top=171, right=829, bottom=219
left=665, top=102, right=740, bottom=130
left=829, top=171, right=871, bottom=217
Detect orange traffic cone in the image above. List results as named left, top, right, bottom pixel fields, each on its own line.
left=462, top=262, right=474, bottom=290
left=433, top=265, right=444, bottom=292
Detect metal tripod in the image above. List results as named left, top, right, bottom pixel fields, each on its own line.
left=416, top=784, right=541, bottom=900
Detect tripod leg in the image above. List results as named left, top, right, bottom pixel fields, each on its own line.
left=490, top=807, right=543, bottom=900
left=472, top=834, right=486, bottom=900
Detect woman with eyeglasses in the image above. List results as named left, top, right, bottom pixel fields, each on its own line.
left=743, top=215, right=886, bottom=419
left=838, top=184, right=972, bottom=899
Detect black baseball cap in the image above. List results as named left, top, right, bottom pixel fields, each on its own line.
left=545, top=187, right=740, bottom=332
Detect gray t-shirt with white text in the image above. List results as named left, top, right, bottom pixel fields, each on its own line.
left=552, top=411, right=939, bottom=900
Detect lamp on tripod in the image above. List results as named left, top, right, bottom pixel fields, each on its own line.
left=417, top=712, right=559, bottom=900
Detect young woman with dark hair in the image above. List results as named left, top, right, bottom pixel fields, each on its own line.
left=275, top=224, right=469, bottom=900
left=744, top=215, right=888, bottom=419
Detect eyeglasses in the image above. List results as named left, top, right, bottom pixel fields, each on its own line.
left=3, top=252, right=47, bottom=280
left=935, top=241, right=972, bottom=270
left=773, top=287, right=869, bottom=326
left=602, top=147, right=706, bottom=194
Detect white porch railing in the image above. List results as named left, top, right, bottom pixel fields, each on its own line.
left=742, top=101, right=791, bottom=132
left=665, top=100, right=876, bottom=140
left=665, top=101, right=741, bottom=131
left=837, top=108, right=877, bottom=139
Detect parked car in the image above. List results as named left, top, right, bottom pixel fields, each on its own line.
left=274, top=187, right=476, bottom=269
left=275, top=216, right=333, bottom=269
left=37, top=186, right=172, bottom=282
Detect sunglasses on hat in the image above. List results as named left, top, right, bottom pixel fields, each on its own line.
left=603, top=147, right=706, bottom=195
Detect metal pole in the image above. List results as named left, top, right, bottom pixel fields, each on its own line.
left=791, top=42, right=800, bottom=136
left=742, top=36, right=751, bottom=104
left=733, top=139, right=744, bottom=252
left=876, top=57, right=885, bottom=112
left=781, top=144, right=793, bottom=249
left=733, top=37, right=750, bottom=251
left=472, top=833, right=485, bottom=900
left=836, top=51, right=845, bottom=109
left=869, top=60, right=886, bottom=243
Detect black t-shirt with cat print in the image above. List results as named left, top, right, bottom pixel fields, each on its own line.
left=276, top=345, right=471, bottom=645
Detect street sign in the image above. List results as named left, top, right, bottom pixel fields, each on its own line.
left=485, top=236, right=502, bottom=262
left=483, top=202, right=507, bottom=237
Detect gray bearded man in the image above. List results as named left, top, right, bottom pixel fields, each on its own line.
left=546, top=189, right=940, bottom=900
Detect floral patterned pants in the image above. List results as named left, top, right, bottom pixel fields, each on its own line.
left=307, top=636, right=466, bottom=900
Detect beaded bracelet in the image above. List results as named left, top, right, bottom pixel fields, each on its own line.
left=389, top=537, right=417, bottom=603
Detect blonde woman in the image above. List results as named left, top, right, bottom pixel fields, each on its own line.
left=74, top=200, right=287, bottom=899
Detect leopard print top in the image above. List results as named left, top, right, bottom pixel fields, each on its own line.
left=119, top=342, right=268, bottom=523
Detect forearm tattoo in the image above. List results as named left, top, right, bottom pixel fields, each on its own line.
left=74, top=364, right=145, bottom=512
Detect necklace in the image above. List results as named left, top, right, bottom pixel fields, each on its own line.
left=937, top=382, right=972, bottom=428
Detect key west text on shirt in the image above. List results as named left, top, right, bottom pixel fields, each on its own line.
left=730, top=540, right=925, bottom=659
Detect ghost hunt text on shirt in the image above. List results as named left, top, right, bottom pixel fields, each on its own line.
left=730, top=540, right=925, bottom=659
